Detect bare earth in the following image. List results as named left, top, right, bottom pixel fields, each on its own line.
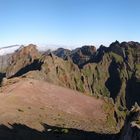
left=0, top=78, right=108, bottom=132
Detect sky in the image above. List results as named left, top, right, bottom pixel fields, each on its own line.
left=0, top=0, right=140, bottom=48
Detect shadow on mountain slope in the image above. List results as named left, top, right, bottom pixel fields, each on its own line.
left=105, top=60, right=121, bottom=101
left=0, top=72, right=5, bottom=86
left=126, top=77, right=140, bottom=110
left=0, top=123, right=119, bottom=140
left=10, top=59, right=43, bottom=78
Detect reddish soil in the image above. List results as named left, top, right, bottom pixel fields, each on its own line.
left=0, top=78, right=108, bottom=132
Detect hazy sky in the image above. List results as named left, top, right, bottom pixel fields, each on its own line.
left=0, top=0, right=140, bottom=48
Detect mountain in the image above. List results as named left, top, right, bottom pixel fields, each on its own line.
left=2, top=41, right=140, bottom=109
left=53, top=45, right=96, bottom=67
left=53, top=41, right=140, bottom=108
left=0, top=45, right=21, bottom=75
left=6, top=44, right=40, bottom=78
left=0, top=41, right=139, bottom=139
left=0, top=77, right=115, bottom=133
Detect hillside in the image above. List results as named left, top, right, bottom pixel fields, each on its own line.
left=3, top=41, right=139, bottom=110
left=0, top=41, right=139, bottom=139
left=0, top=77, right=116, bottom=139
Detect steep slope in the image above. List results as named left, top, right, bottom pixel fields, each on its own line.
left=4, top=42, right=140, bottom=109
left=119, top=104, right=140, bottom=140
left=0, top=77, right=116, bottom=133
left=6, top=44, right=41, bottom=78
left=5, top=42, right=140, bottom=108
left=53, top=45, right=96, bottom=67
left=5, top=46, right=85, bottom=93
left=53, top=48, right=71, bottom=59
left=79, top=41, right=140, bottom=128
left=52, top=41, right=140, bottom=109
left=0, top=45, right=21, bottom=73
left=82, top=41, right=140, bottom=107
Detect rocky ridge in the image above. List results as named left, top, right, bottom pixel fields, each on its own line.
left=0, top=41, right=139, bottom=134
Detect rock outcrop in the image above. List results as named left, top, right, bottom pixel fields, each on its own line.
left=53, top=48, right=71, bottom=60
left=119, top=103, right=140, bottom=140
left=53, top=45, right=96, bottom=67
left=6, top=44, right=41, bottom=78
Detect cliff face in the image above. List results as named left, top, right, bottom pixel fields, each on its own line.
left=52, top=48, right=71, bottom=60
left=6, top=44, right=41, bottom=78
left=53, top=45, right=96, bottom=67
left=38, top=54, right=84, bottom=92
left=53, top=41, right=139, bottom=110
left=119, top=104, right=140, bottom=140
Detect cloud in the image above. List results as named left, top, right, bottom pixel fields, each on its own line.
left=0, top=45, right=21, bottom=55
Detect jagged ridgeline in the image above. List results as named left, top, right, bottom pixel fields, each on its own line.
left=0, top=41, right=140, bottom=112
